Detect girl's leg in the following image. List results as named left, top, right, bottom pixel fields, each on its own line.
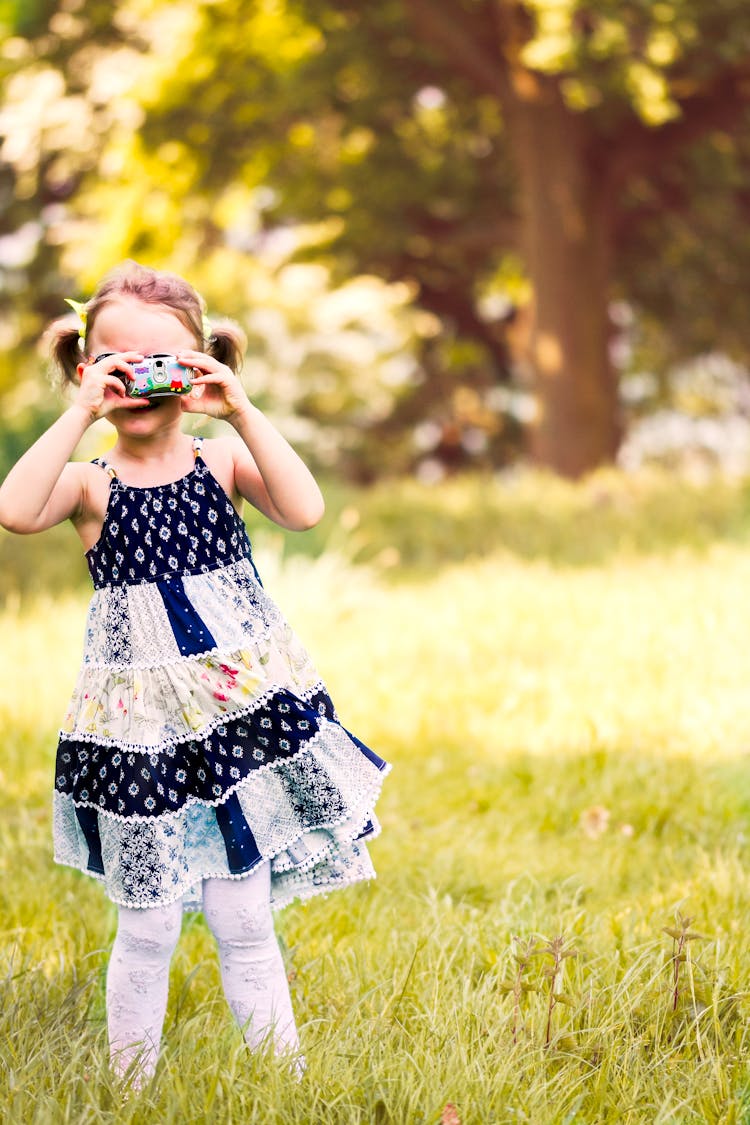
left=202, top=865, right=300, bottom=1059
left=106, top=899, right=182, bottom=1082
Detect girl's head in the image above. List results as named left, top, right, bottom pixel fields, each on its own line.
left=48, top=261, right=247, bottom=385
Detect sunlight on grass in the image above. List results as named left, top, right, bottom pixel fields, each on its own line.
left=3, top=476, right=750, bottom=1121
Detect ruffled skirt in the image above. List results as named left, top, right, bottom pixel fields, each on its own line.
left=53, top=557, right=389, bottom=910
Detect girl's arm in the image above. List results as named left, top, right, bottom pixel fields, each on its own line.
left=178, top=351, right=325, bottom=531
left=0, top=353, right=144, bottom=534
left=0, top=405, right=92, bottom=533
left=228, top=405, right=324, bottom=531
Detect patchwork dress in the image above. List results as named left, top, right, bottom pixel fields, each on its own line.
left=53, top=438, right=390, bottom=911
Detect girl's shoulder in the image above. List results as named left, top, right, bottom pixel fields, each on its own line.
left=76, top=457, right=116, bottom=503
left=198, top=435, right=242, bottom=501
left=66, top=458, right=109, bottom=502
left=199, top=433, right=255, bottom=472
left=198, top=434, right=235, bottom=454
left=197, top=433, right=238, bottom=470
left=68, top=459, right=113, bottom=548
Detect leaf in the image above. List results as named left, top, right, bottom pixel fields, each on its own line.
left=553, top=992, right=577, bottom=1007
left=662, top=926, right=683, bottom=940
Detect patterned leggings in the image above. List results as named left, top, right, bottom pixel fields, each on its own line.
left=106, top=862, right=300, bottom=1081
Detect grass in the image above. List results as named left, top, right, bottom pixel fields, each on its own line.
left=3, top=470, right=750, bottom=1122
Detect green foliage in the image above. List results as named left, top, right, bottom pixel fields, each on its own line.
left=4, top=0, right=750, bottom=477
left=117, top=0, right=750, bottom=375
left=521, top=0, right=750, bottom=123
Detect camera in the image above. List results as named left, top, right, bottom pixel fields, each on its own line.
left=91, top=353, right=193, bottom=398
left=126, top=355, right=194, bottom=398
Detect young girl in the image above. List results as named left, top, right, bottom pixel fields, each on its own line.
left=0, top=261, right=390, bottom=1083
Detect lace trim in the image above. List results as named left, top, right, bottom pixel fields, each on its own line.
left=269, top=862, right=377, bottom=914
left=53, top=737, right=386, bottom=912
left=53, top=852, right=378, bottom=913
left=269, top=809, right=381, bottom=875
left=61, top=724, right=391, bottom=823
left=58, top=679, right=327, bottom=754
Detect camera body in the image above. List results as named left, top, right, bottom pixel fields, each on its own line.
left=126, top=355, right=194, bottom=398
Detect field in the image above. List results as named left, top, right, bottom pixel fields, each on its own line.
left=4, top=470, right=750, bottom=1123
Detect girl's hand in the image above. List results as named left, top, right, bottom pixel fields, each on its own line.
left=177, top=350, right=252, bottom=422
left=75, top=353, right=148, bottom=420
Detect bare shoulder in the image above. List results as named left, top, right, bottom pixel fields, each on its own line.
left=62, top=460, right=99, bottom=513
left=28, top=459, right=113, bottom=550
left=198, top=435, right=247, bottom=502
left=71, top=460, right=112, bottom=532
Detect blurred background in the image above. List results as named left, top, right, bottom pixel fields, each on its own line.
left=4, top=0, right=750, bottom=594
left=8, top=11, right=750, bottom=1115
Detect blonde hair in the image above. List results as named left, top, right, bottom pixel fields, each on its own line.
left=47, top=260, right=247, bottom=384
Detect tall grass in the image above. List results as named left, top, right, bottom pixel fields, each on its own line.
left=3, top=472, right=750, bottom=1122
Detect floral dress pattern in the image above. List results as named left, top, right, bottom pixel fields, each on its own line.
left=53, top=438, right=390, bottom=911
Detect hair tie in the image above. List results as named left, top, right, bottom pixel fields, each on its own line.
left=202, top=313, right=213, bottom=342
left=64, top=298, right=87, bottom=351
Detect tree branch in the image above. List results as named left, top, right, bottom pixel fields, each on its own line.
left=401, top=0, right=505, bottom=99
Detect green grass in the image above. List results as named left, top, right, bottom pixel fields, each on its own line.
left=5, top=464, right=750, bottom=603
left=4, top=472, right=750, bottom=1122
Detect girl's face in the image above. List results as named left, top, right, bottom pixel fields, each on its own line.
left=80, top=297, right=200, bottom=432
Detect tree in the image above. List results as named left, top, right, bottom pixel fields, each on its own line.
left=5, top=1, right=750, bottom=477
left=0, top=1, right=153, bottom=364
left=109, top=0, right=750, bottom=475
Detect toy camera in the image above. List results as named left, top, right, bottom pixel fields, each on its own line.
left=124, top=355, right=194, bottom=398
left=127, top=355, right=194, bottom=398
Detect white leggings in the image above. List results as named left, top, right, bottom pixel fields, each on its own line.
left=106, top=862, right=299, bottom=1080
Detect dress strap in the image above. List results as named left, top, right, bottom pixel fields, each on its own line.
left=91, top=456, right=118, bottom=481
left=192, top=436, right=204, bottom=460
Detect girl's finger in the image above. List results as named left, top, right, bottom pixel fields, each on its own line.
left=175, top=349, right=211, bottom=361
left=101, top=373, right=128, bottom=396
left=187, top=372, right=228, bottom=384
left=175, top=357, right=214, bottom=372
left=107, top=358, right=139, bottom=380
left=84, top=359, right=135, bottom=383
left=176, top=353, right=230, bottom=377
left=106, top=351, right=144, bottom=364
left=87, top=352, right=142, bottom=372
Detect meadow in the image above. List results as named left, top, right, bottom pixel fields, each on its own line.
left=4, top=469, right=750, bottom=1123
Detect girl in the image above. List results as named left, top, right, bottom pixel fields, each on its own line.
left=0, top=261, right=390, bottom=1083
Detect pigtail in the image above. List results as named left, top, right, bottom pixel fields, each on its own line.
left=206, top=318, right=248, bottom=375
left=45, top=315, right=84, bottom=387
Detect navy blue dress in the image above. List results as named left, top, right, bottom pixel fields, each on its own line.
left=53, top=438, right=389, bottom=910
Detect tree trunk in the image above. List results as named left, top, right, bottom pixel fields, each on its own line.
left=503, top=75, right=621, bottom=476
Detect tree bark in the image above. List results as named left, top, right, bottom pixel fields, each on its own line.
left=502, top=74, right=621, bottom=476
